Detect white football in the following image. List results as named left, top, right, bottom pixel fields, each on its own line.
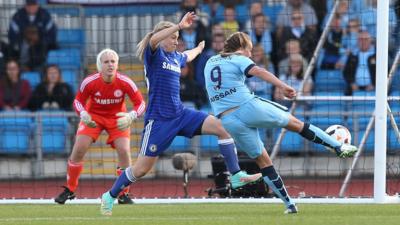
left=325, top=125, right=352, bottom=152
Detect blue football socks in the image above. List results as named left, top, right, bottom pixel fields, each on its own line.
left=109, top=167, right=136, bottom=198
left=218, top=138, right=240, bottom=174
left=261, top=166, right=294, bottom=208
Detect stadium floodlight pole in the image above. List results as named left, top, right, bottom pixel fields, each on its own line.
left=374, top=0, right=389, bottom=203
left=270, top=0, right=340, bottom=160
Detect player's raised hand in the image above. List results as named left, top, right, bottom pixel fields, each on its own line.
left=80, top=111, right=97, bottom=128
left=179, top=12, right=196, bottom=30
left=197, top=40, right=205, bottom=53
left=116, top=111, right=137, bottom=130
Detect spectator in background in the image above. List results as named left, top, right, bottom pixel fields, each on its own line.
left=179, top=16, right=209, bottom=50
left=0, top=59, right=31, bottom=111
left=177, top=0, right=210, bottom=28
left=246, top=44, right=275, bottom=99
left=17, top=25, right=47, bottom=72
left=195, top=33, right=225, bottom=88
left=274, top=53, right=312, bottom=107
left=275, top=0, right=318, bottom=40
left=359, top=0, right=397, bottom=41
left=180, top=62, right=207, bottom=109
left=343, top=31, right=376, bottom=95
left=8, top=0, right=57, bottom=59
left=342, top=18, right=361, bottom=54
left=28, top=64, right=74, bottom=111
left=0, top=41, right=8, bottom=76
left=319, top=14, right=344, bottom=70
left=220, top=6, right=240, bottom=39
left=277, top=10, right=318, bottom=62
left=335, top=18, right=361, bottom=70
left=278, top=39, right=308, bottom=76
left=249, top=13, right=273, bottom=59
left=244, top=2, right=263, bottom=34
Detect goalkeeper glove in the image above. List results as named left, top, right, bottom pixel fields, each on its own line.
left=80, top=111, right=97, bottom=128
left=116, top=111, right=137, bottom=130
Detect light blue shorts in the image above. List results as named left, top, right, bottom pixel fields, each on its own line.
left=220, top=97, right=290, bottom=158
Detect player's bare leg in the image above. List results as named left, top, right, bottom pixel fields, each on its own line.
left=202, top=116, right=261, bottom=188
left=55, top=135, right=92, bottom=204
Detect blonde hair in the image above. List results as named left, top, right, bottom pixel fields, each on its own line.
left=96, top=48, right=119, bottom=72
left=136, top=21, right=176, bottom=62
left=220, top=32, right=252, bottom=57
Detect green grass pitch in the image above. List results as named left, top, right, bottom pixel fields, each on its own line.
left=0, top=204, right=399, bottom=225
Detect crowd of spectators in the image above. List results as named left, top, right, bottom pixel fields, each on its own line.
left=1, top=0, right=399, bottom=112
left=0, top=0, right=76, bottom=112
left=175, top=0, right=398, bottom=107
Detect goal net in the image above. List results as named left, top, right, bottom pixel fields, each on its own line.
left=0, top=0, right=399, bottom=203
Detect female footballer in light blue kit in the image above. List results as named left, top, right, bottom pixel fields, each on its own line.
left=204, top=32, right=358, bottom=214
left=100, top=13, right=259, bottom=216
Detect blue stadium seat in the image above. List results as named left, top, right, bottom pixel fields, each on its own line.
left=314, top=70, right=346, bottom=92
left=278, top=129, right=304, bottom=153
left=62, top=69, right=78, bottom=92
left=200, top=135, right=219, bottom=152
left=235, top=4, right=248, bottom=24
left=356, top=130, right=375, bottom=152
left=263, top=4, right=284, bottom=29
left=47, top=48, right=81, bottom=70
left=21, top=71, right=41, bottom=89
left=57, top=29, right=85, bottom=48
left=310, top=91, right=347, bottom=112
left=0, top=113, right=33, bottom=154
left=169, top=136, right=190, bottom=152
left=39, top=113, right=69, bottom=154
left=388, top=129, right=400, bottom=152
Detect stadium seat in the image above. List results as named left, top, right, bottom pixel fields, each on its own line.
left=356, top=130, right=375, bottom=152
left=38, top=113, right=70, bottom=154
left=61, top=69, right=79, bottom=92
left=314, top=70, right=347, bottom=92
left=0, top=113, right=33, bottom=154
left=388, top=129, right=400, bottom=152
left=278, top=129, right=305, bottom=153
left=21, top=71, right=41, bottom=89
left=200, top=135, right=219, bottom=152
left=170, top=136, right=190, bottom=152
left=47, top=48, right=81, bottom=70
left=57, top=29, right=85, bottom=48
left=310, top=91, right=347, bottom=114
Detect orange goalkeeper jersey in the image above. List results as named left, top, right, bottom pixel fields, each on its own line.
left=73, top=72, right=145, bottom=118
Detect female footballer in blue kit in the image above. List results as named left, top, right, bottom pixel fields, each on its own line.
left=100, top=13, right=259, bottom=215
left=203, top=32, right=358, bottom=214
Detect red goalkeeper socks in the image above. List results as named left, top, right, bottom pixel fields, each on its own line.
left=66, top=160, right=83, bottom=192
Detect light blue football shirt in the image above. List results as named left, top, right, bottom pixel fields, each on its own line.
left=204, top=54, right=256, bottom=116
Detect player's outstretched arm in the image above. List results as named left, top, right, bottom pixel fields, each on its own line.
left=149, top=12, right=196, bottom=50
left=184, top=40, right=205, bottom=62
left=248, top=66, right=296, bottom=99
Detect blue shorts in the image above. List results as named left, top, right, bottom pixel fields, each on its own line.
left=139, top=108, right=208, bottom=157
left=220, top=97, right=290, bottom=158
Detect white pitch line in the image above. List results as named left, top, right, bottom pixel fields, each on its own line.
left=0, top=216, right=235, bottom=222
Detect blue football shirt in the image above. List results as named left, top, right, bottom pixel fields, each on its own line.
left=144, top=45, right=188, bottom=120
left=204, top=54, right=256, bottom=116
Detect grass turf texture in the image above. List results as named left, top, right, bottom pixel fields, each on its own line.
left=0, top=204, right=399, bottom=225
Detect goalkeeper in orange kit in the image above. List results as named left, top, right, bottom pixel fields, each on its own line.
left=54, top=48, right=145, bottom=204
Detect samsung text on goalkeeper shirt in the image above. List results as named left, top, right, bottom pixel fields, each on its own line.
left=209, top=88, right=237, bottom=102
left=94, top=98, right=123, bottom=104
